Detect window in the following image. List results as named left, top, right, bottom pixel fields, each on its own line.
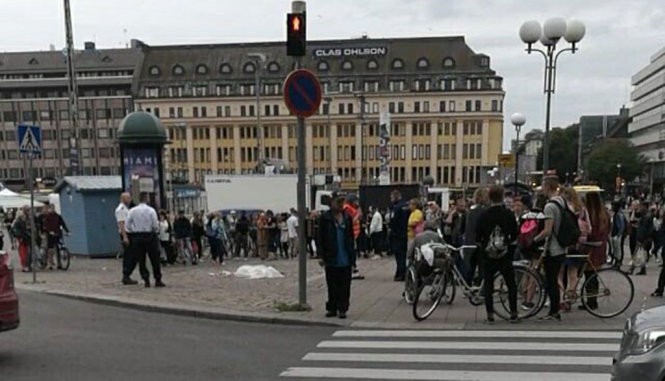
left=21, top=110, right=36, bottom=121
left=240, top=84, right=255, bottom=96
left=398, top=102, right=404, bottom=113
left=216, top=106, right=222, bottom=117
left=201, top=107, right=207, bottom=117
left=172, top=65, right=185, bottom=76
left=249, top=105, right=255, bottom=116
left=170, top=107, right=176, bottom=118
left=216, top=84, right=232, bottom=96
left=154, top=107, right=160, bottom=117
left=219, top=63, right=232, bottom=74
left=240, top=106, right=247, bottom=117
left=348, top=103, right=354, bottom=114
left=339, top=81, right=354, bottom=93
left=414, top=102, right=420, bottom=113
left=449, top=101, right=456, bottom=112
left=338, top=103, right=345, bottom=114
left=465, top=100, right=472, bottom=112
left=443, top=57, right=455, bottom=68
left=389, top=80, right=405, bottom=92
left=423, top=101, right=429, bottom=113
left=98, top=128, right=109, bottom=139
left=480, top=56, right=489, bottom=67
left=491, top=100, right=498, bottom=112
left=439, top=101, right=446, bottom=112
left=414, top=79, right=431, bottom=91
left=169, top=86, right=183, bottom=97
left=317, top=61, right=329, bottom=71
left=417, top=57, right=429, bottom=69
left=149, top=66, right=161, bottom=77
left=392, top=58, right=404, bottom=69
left=224, top=106, right=231, bottom=117
left=193, top=107, right=199, bottom=118
left=243, top=62, right=256, bottom=73
left=177, top=107, right=183, bottom=118
left=388, top=102, right=395, bottom=113
left=367, top=59, right=378, bottom=70
left=3, top=111, right=16, bottom=122
left=265, top=105, right=271, bottom=116
left=196, top=64, right=208, bottom=75
left=475, top=100, right=481, bottom=111
left=267, top=62, right=280, bottom=73
left=145, top=87, right=159, bottom=98
left=341, top=60, right=353, bottom=71
left=194, top=86, right=207, bottom=96
left=273, top=105, right=279, bottom=116
left=364, top=81, right=379, bottom=92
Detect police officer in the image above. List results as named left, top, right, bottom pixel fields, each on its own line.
left=126, top=192, right=164, bottom=288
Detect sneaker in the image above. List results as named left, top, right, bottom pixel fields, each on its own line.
left=509, top=315, right=521, bottom=324
left=485, top=315, right=495, bottom=325
left=155, top=281, right=166, bottom=288
left=520, top=302, right=535, bottom=311
left=122, top=278, right=138, bottom=285
left=539, top=314, right=561, bottom=322
left=325, top=311, right=337, bottom=318
left=651, top=291, right=664, bottom=297
left=338, top=312, right=347, bottom=319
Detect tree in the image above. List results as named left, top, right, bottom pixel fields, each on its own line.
left=586, top=139, right=645, bottom=191
left=537, top=125, right=579, bottom=181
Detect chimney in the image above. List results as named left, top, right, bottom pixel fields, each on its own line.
left=84, top=41, right=95, bottom=51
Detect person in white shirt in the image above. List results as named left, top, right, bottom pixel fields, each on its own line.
left=115, top=192, right=138, bottom=285
left=287, top=208, right=299, bottom=258
left=126, top=192, right=164, bottom=288
left=369, top=208, right=384, bottom=256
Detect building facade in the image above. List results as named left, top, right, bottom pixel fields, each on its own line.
left=133, top=36, right=505, bottom=189
left=0, top=42, right=142, bottom=189
left=629, top=46, right=665, bottom=187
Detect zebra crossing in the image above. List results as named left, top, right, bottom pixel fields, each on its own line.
left=280, top=329, right=620, bottom=380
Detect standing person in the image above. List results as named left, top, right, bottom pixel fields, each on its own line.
left=125, top=192, right=164, bottom=288
left=369, top=207, right=384, bottom=257
left=343, top=194, right=365, bottom=279
left=286, top=209, right=299, bottom=259
left=256, top=212, right=269, bottom=260
left=4, top=209, right=15, bottom=250
left=158, top=211, right=175, bottom=265
left=582, top=191, right=611, bottom=310
left=279, top=214, right=289, bottom=258
left=235, top=212, right=250, bottom=258
left=317, top=196, right=355, bottom=319
left=406, top=198, right=425, bottom=280
left=463, top=187, right=488, bottom=285
left=41, top=204, right=70, bottom=270
left=191, top=212, right=205, bottom=262
left=444, top=198, right=467, bottom=247
left=477, top=185, right=519, bottom=324
left=610, top=202, right=627, bottom=268
left=209, top=212, right=227, bottom=264
left=115, top=193, right=137, bottom=285
left=173, top=210, right=195, bottom=265
left=628, top=200, right=640, bottom=264
left=389, top=190, right=409, bottom=281
left=265, top=210, right=279, bottom=260
left=11, top=207, right=31, bottom=272
left=631, top=202, right=653, bottom=275
left=306, top=211, right=318, bottom=259
left=533, top=176, right=568, bottom=321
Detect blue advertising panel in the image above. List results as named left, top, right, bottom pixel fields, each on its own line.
left=122, top=147, right=162, bottom=209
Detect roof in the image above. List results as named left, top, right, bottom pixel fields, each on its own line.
left=0, top=47, right=142, bottom=74
left=54, top=176, right=122, bottom=193
left=136, top=36, right=496, bottom=85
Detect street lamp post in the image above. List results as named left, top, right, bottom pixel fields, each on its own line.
left=617, top=163, right=622, bottom=195
left=519, top=18, right=585, bottom=173
left=247, top=53, right=267, bottom=172
left=510, top=113, right=526, bottom=193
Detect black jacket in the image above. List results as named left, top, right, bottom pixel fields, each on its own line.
left=389, top=199, right=409, bottom=239
left=476, top=205, right=518, bottom=258
left=173, top=217, right=192, bottom=239
left=317, top=211, right=356, bottom=268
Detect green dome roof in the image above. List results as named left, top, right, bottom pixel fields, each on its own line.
left=117, top=111, right=168, bottom=144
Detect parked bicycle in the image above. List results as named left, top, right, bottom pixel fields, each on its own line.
left=412, top=243, right=545, bottom=322
left=532, top=241, right=635, bottom=319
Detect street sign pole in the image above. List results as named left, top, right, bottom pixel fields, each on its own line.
left=28, top=153, right=37, bottom=284
left=297, top=112, right=307, bottom=306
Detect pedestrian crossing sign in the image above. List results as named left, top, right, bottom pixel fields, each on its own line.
left=17, top=124, right=42, bottom=155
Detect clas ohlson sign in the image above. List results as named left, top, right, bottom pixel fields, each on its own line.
left=313, top=47, right=388, bottom=58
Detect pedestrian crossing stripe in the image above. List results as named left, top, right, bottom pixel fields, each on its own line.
left=280, top=329, right=619, bottom=380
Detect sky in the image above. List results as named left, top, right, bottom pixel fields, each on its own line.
left=0, top=0, right=664, bottom=150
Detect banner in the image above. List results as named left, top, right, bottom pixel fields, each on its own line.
left=122, top=147, right=161, bottom=209
left=379, top=112, right=391, bottom=185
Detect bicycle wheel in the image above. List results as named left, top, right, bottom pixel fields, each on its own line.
left=495, top=265, right=545, bottom=321
left=403, top=266, right=417, bottom=305
left=442, top=270, right=456, bottom=305
left=35, top=247, right=47, bottom=270
left=413, top=272, right=445, bottom=321
left=57, top=247, right=71, bottom=271
left=581, top=268, right=634, bottom=318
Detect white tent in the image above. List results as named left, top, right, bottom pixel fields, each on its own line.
left=0, top=189, right=44, bottom=209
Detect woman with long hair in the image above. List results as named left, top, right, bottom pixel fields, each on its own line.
left=582, top=191, right=611, bottom=310
left=558, top=187, right=591, bottom=311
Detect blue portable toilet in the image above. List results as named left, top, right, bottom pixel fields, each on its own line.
left=54, top=176, right=122, bottom=257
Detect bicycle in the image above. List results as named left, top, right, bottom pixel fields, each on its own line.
left=555, top=241, right=634, bottom=318
left=52, top=235, right=71, bottom=271
left=412, top=243, right=546, bottom=322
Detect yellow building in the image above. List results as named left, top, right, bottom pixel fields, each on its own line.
left=133, top=36, right=504, bottom=189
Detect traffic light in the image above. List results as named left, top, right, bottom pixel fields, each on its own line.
left=286, top=13, right=306, bottom=56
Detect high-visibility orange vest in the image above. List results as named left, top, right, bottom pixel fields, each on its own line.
left=344, top=203, right=361, bottom=239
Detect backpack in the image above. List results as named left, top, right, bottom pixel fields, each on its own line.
left=485, top=225, right=508, bottom=259
left=577, top=209, right=592, bottom=244
left=549, top=199, right=581, bottom=248
left=518, top=219, right=539, bottom=250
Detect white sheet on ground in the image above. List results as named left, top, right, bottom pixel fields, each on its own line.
left=234, top=265, right=284, bottom=279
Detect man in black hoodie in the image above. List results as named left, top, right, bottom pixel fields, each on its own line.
left=477, top=185, right=519, bottom=324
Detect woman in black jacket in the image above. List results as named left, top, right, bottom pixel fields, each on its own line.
left=317, top=196, right=356, bottom=319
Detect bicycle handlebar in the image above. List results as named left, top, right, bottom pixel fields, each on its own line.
left=444, top=244, right=477, bottom=251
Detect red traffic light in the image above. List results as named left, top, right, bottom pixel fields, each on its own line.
left=286, top=13, right=306, bottom=57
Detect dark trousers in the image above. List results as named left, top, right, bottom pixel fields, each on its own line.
left=544, top=255, right=565, bottom=316
left=160, top=240, right=176, bottom=264
left=370, top=232, right=383, bottom=254
left=235, top=233, right=248, bottom=257
left=483, top=256, right=517, bottom=315
left=121, top=234, right=136, bottom=279
left=130, top=233, right=162, bottom=282
left=208, top=237, right=223, bottom=263
left=325, top=266, right=352, bottom=313
left=464, top=247, right=482, bottom=286
left=582, top=270, right=599, bottom=308
left=391, top=236, right=408, bottom=278
left=657, top=264, right=665, bottom=293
